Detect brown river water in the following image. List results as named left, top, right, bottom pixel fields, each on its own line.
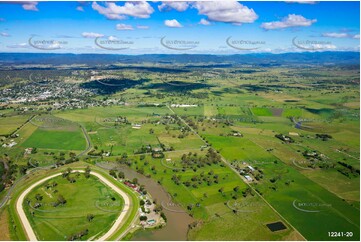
left=97, top=163, right=194, bottom=241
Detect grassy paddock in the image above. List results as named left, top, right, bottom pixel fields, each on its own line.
left=8, top=163, right=139, bottom=241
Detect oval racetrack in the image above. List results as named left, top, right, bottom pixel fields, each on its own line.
left=16, top=170, right=132, bottom=241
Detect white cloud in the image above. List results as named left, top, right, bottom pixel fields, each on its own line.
left=1, top=32, right=10, bottom=37
left=322, top=32, right=348, bottom=38
left=81, top=32, right=104, bottom=38
left=137, top=25, right=150, bottom=29
left=261, top=14, right=316, bottom=30
left=311, top=44, right=337, bottom=50
left=4, top=2, right=39, bottom=11
left=22, top=1, right=38, bottom=11
left=192, top=1, right=258, bottom=24
left=116, top=23, right=134, bottom=30
left=164, top=19, right=183, bottom=28
left=7, top=43, right=29, bottom=49
left=108, top=36, right=118, bottom=41
left=322, top=32, right=360, bottom=39
left=158, top=2, right=189, bottom=12
left=92, top=1, right=154, bottom=20
left=48, top=42, right=61, bottom=49
left=76, top=6, right=84, bottom=12
left=199, top=18, right=211, bottom=26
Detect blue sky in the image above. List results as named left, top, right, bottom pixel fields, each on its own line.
left=0, top=1, right=359, bottom=54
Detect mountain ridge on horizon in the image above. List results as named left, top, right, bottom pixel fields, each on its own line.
left=0, top=51, right=359, bottom=66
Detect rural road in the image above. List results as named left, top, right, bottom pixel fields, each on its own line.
left=16, top=170, right=131, bottom=241
left=78, top=124, right=92, bottom=157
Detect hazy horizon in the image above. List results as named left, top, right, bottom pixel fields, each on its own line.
left=0, top=1, right=359, bottom=54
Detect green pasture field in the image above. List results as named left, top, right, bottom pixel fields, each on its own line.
left=250, top=107, right=273, bottom=117
left=0, top=115, right=31, bottom=135
left=54, top=106, right=170, bottom=124
left=202, top=134, right=274, bottom=162
left=24, top=174, right=123, bottom=240
left=171, top=106, right=204, bottom=116
left=153, top=123, right=205, bottom=150
left=203, top=105, right=218, bottom=117
left=21, top=128, right=86, bottom=151
left=89, top=124, right=159, bottom=155
left=232, top=122, right=360, bottom=203
left=157, top=132, right=204, bottom=151
left=188, top=199, right=300, bottom=241
left=282, top=108, right=303, bottom=118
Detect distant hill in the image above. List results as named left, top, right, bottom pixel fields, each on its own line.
left=0, top=52, right=359, bottom=66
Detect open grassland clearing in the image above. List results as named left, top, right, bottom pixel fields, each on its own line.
left=188, top=199, right=303, bottom=241
left=250, top=107, right=273, bottom=117
left=21, top=128, right=86, bottom=151
left=0, top=114, right=87, bottom=153
left=303, top=169, right=360, bottom=202
left=54, top=106, right=170, bottom=124
left=90, top=124, right=159, bottom=155
left=203, top=135, right=274, bottom=162
left=248, top=133, right=360, bottom=203
left=0, top=115, right=32, bottom=135
left=171, top=106, right=204, bottom=117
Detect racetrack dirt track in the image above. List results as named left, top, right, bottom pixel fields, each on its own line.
left=16, top=170, right=131, bottom=241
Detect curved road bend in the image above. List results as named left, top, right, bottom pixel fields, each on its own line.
left=16, top=170, right=131, bottom=241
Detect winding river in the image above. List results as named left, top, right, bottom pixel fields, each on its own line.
left=107, top=164, right=194, bottom=241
